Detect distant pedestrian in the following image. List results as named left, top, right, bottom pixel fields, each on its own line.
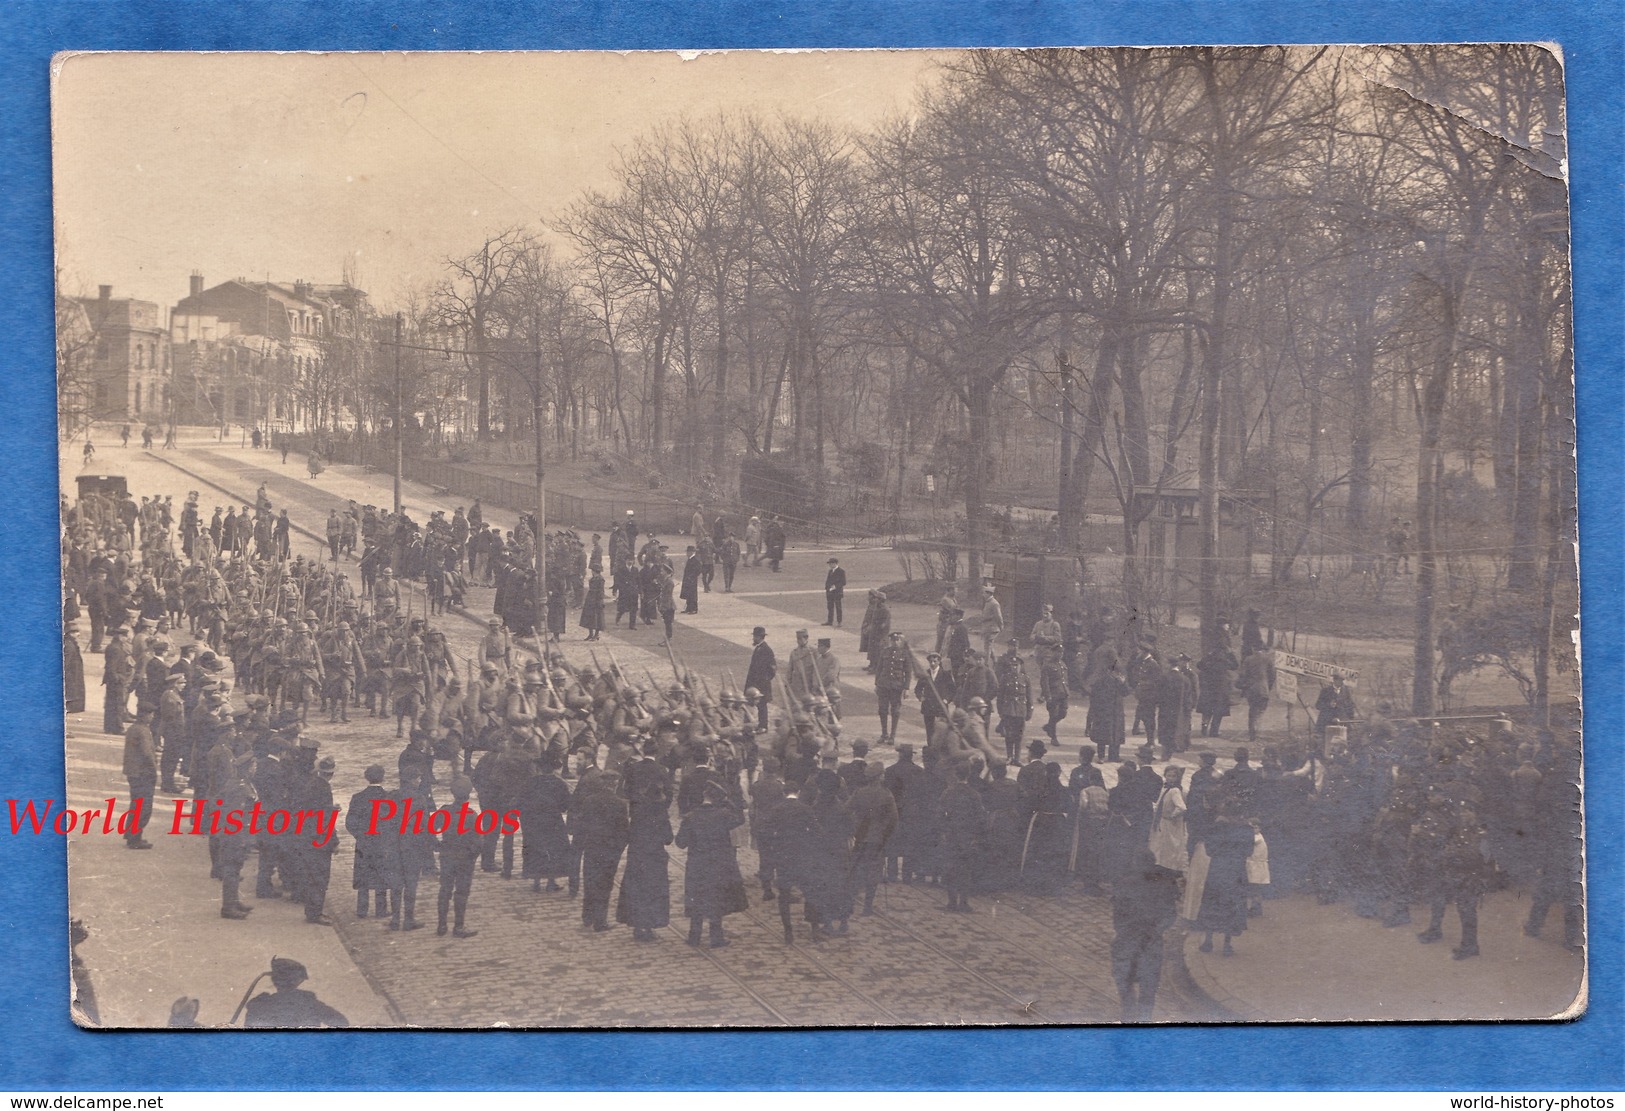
left=823, top=558, right=846, bottom=626
left=680, top=546, right=702, bottom=614
left=718, top=531, right=740, bottom=592
left=745, top=515, right=763, bottom=566
left=764, top=516, right=786, bottom=573
left=579, top=571, right=606, bottom=640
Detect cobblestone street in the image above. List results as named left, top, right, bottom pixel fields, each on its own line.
left=66, top=437, right=1222, bottom=1028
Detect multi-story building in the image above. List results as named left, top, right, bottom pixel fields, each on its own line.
left=61, top=286, right=171, bottom=429
left=169, top=273, right=371, bottom=431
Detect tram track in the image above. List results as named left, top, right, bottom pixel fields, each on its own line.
left=871, top=882, right=1122, bottom=1014
left=659, top=844, right=903, bottom=1026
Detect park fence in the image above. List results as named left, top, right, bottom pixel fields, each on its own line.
left=308, top=438, right=694, bottom=534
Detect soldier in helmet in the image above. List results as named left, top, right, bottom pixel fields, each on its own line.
left=391, top=634, right=430, bottom=738
left=323, top=620, right=363, bottom=724
left=374, top=567, right=400, bottom=622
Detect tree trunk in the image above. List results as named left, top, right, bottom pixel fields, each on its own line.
left=1412, top=287, right=1457, bottom=717
left=964, top=375, right=995, bottom=582
left=1507, top=246, right=1548, bottom=593
left=1068, top=331, right=1118, bottom=527
left=1117, top=332, right=1151, bottom=486
left=1347, top=307, right=1377, bottom=532
left=712, top=295, right=729, bottom=475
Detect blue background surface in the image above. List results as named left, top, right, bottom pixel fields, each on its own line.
left=0, top=0, right=1618, bottom=1091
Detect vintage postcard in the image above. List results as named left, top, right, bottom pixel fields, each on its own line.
left=51, top=46, right=1582, bottom=1028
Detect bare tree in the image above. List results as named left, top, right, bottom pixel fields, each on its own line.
left=435, top=228, right=533, bottom=440
left=861, top=76, right=1051, bottom=579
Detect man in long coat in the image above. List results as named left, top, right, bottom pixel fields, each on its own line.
left=844, top=762, right=898, bottom=916
left=103, top=626, right=135, bottom=734
left=676, top=786, right=748, bottom=947
left=679, top=547, right=703, bottom=615
left=64, top=620, right=86, bottom=714
left=346, top=765, right=394, bottom=918
left=571, top=772, right=629, bottom=930
left=860, top=591, right=891, bottom=673
left=745, top=627, right=777, bottom=731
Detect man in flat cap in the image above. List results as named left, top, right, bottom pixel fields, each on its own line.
left=286, top=751, right=338, bottom=925
left=436, top=777, right=483, bottom=938
left=243, top=958, right=350, bottom=1028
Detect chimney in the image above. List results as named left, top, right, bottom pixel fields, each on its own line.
left=98, top=285, right=111, bottom=302
left=189, top=271, right=204, bottom=298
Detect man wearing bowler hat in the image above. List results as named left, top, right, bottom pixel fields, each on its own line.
left=823, top=558, right=846, bottom=626
left=745, top=627, right=776, bottom=732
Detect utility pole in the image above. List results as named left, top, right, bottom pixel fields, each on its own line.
left=1057, top=349, right=1073, bottom=546
left=393, top=312, right=403, bottom=515
left=532, top=316, right=548, bottom=645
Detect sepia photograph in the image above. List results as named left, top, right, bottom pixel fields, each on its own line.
left=51, top=46, right=1583, bottom=1030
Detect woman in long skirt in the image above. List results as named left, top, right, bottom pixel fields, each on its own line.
left=1149, top=766, right=1189, bottom=873
left=579, top=571, right=606, bottom=641
left=615, top=789, right=673, bottom=941
left=1021, top=763, right=1073, bottom=896
left=519, top=755, right=574, bottom=892
left=1196, top=807, right=1255, bottom=955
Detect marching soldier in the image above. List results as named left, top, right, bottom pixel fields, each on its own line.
left=814, top=637, right=842, bottom=725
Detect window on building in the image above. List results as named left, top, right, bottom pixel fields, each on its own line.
left=134, top=383, right=142, bottom=412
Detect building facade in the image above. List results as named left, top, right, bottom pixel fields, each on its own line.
left=62, top=286, right=171, bottom=429
left=169, top=273, right=371, bottom=432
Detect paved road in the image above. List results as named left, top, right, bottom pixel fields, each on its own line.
left=64, top=437, right=1222, bottom=1027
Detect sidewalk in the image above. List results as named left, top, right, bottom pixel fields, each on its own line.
left=1181, top=889, right=1584, bottom=1022
left=66, top=675, right=394, bottom=1028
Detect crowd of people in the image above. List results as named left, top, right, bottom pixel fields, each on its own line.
left=62, top=471, right=1582, bottom=1024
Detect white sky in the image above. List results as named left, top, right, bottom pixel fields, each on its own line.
left=52, top=49, right=947, bottom=310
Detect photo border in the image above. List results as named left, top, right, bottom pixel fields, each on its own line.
left=2, top=0, right=1618, bottom=1090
